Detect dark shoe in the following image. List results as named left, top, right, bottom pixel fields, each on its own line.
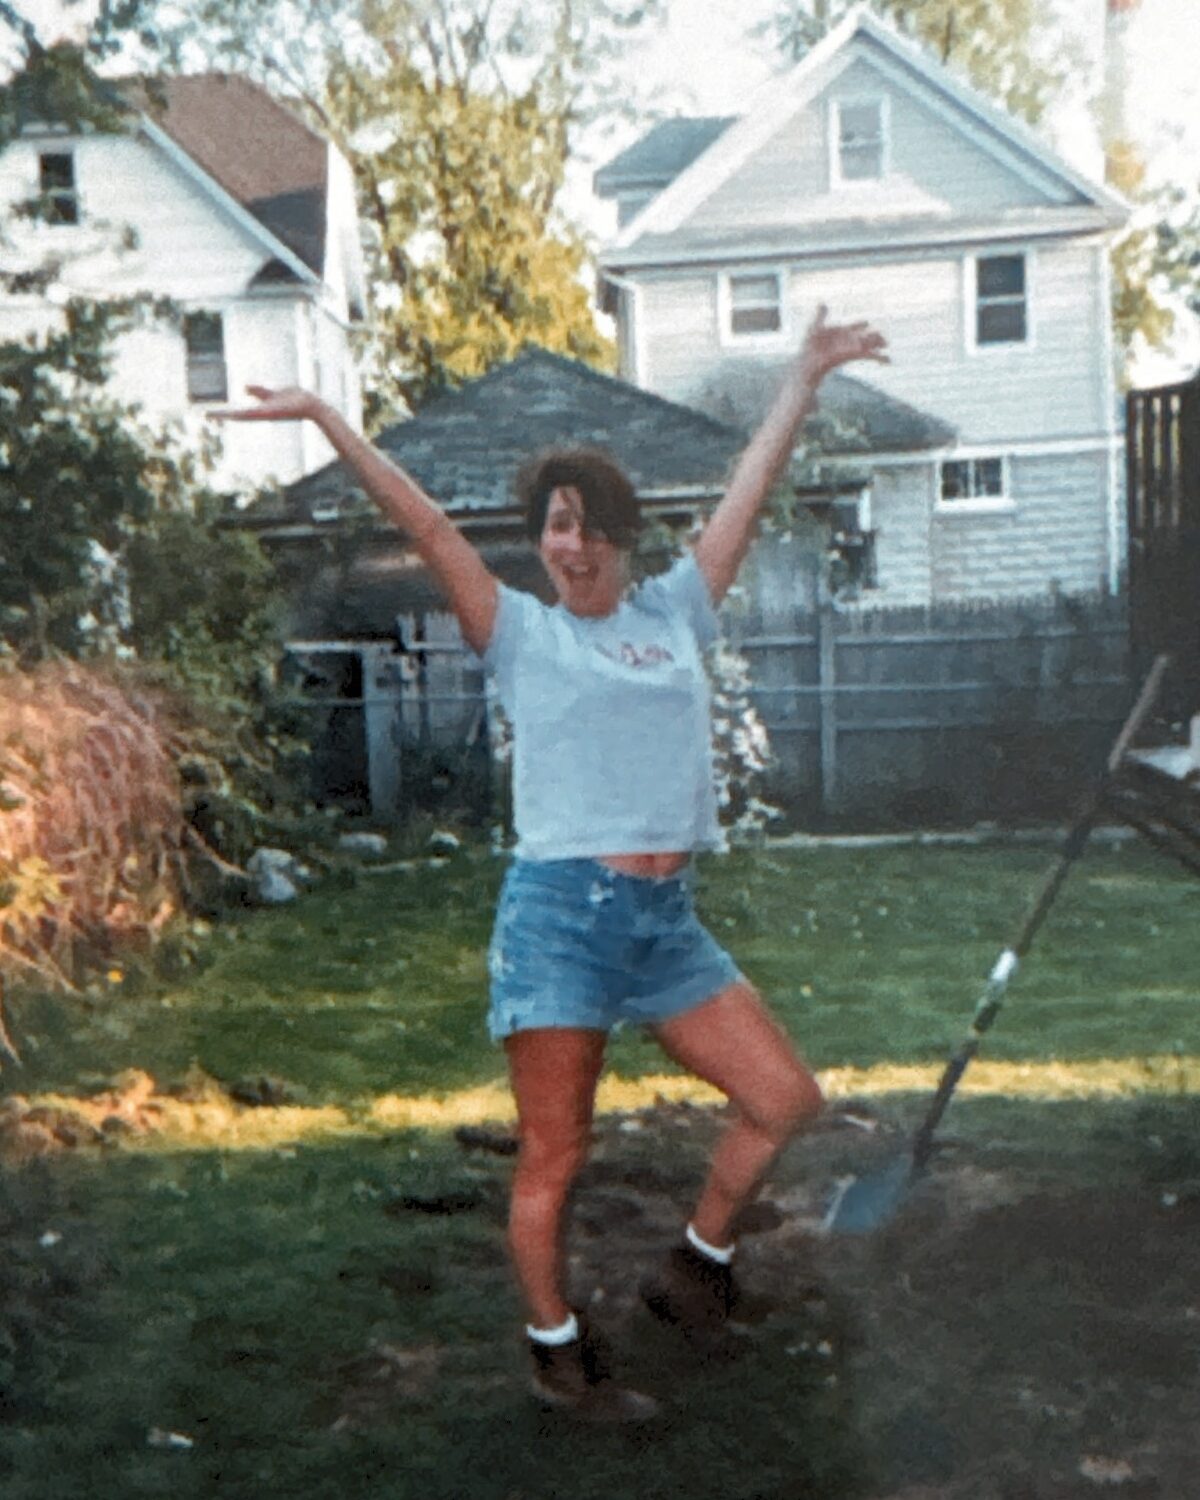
left=641, top=1244, right=767, bottom=1352
left=528, top=1317, right=658, bottom=1423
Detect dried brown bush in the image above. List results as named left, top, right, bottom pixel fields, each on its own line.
left=0, top=660, right=183, bottom=992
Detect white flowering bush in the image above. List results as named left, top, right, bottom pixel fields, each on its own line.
left=708, top=637, right=781, bottom=839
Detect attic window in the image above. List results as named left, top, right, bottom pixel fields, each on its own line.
left=833, top=100, right=886, bottom=184
left=38, top=152, right=78, bottom=225
left=725, top=272, right=783, bottom=339
left=974, top=254, right=1027, bottom=346
left=184, top=312, right=228, bottom=403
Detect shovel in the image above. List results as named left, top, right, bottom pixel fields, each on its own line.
left=824, top=654, right=1170, bottom=1235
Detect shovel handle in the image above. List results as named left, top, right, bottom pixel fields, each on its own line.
left=911, top=654, right=1170, bottom=1170
left=1009, top=653, right=1170, bottom=961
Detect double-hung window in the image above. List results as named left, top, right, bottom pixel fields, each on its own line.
left=938, top=456, right=1008, bottom=506
left=184, top=312, right=228, bottom=402
left=38, top=152, right=79, bottom=225
left=832, top=99, right=887, bottom=184
left=724, top=271, right=783, bottom=340
left=973, top=254, right=1028, bottom=346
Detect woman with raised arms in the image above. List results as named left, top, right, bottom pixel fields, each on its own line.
left=217, top=306, right=887, bottom=1421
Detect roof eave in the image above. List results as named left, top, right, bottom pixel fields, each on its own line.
left=137, top=112, right=322, bottom=289
left=602, top=209, right=1127, bottom=272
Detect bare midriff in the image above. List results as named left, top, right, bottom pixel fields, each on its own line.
left=598, top=852, right=690, bottom=879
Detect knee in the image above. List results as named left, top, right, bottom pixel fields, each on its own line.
left=513, top=1123, right=590, bottom=1196
left=751, top=1067, right=824, bottom=1142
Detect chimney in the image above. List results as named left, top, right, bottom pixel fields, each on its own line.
left=1102, top=0, right=1144, bottom=190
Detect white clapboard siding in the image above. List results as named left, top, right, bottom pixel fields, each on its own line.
left=0, top=131, right=353, bottom=489
left=869, top=465, right=934, bottom=606
left=932, top=451, right=1112, bottom=599
left=638, top=273, right=721, bottom=398
left=637, top=239, right=1107, bottom=445
left=8, top=134, right=268, bottom=298
left=691, top=55, right=1060, bottom=235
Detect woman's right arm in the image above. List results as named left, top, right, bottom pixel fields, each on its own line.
left=215, top=387, right=498, bottom=655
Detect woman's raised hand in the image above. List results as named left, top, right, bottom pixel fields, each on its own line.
left=799, top=304, right=889, bottom=381
left=210, top=386, right=323, bottom=423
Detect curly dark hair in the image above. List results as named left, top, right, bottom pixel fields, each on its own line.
left=515, top=447, right=642, bottom=550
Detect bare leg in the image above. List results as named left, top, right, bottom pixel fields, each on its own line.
left=504, top=1026, right=607, bottom=1327
left=652, top=982, right=823, bottom=1246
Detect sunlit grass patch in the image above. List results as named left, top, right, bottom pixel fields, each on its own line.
left=368, top=1070, right=726, bottom=1131
left=820, top=1054, right=1200, bottom=1101
left=17, top=1056, right=1199, bottom=1160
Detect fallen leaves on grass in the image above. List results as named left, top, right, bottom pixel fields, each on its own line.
left=330, top=1342, right=444, bottom=1431
left=1078, top=1455, right=1137, bottom=1485
left=0, top=1067, right=347, bottom=1160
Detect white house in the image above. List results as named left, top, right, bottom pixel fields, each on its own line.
left=595, top=9, right=1130, bottom=606
left=0, top=72, right=366, bottom=493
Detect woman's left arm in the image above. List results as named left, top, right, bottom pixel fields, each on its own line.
left=693, top=306, right=888, bottom=606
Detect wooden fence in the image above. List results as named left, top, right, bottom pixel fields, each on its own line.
left=290, top=592, right=1132, bottom=829
left=726, top=590, right=1131, bottom=826
left=1126, top=376, right=1200, bottom=728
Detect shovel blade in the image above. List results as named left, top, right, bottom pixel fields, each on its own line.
left=823, top=1156, right=913, bottom=1234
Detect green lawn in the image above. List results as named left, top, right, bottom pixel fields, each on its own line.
left=1, top=838, right=1196, bottom=1498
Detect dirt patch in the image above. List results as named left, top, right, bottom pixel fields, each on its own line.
left=544, top=1098, right=1200, bottom=1500
left=12, top=1074, right=1196, bottom=1495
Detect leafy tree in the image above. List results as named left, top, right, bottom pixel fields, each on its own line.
left=1100, top=88, right=1200, bottom=372
left=0, top=28, right=272, bottom=668
left=139, top=0, right=665, bottom=418
left=321, top=47, right=612, bottom=418
left=0, top=27, right=305, bottom=869
left=0, top=296, right=178, bottom=658
left=0, top=283, right=299, bottom=821
left=751, top=0, right=1073, bottom=126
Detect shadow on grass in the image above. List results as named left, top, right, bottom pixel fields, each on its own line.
left=0, top=1127, right=862, bottom=1500
left=3, top=1089, right=1200, bottom=1499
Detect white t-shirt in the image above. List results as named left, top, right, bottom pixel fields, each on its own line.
left=480, top=552, right=723, bottom=860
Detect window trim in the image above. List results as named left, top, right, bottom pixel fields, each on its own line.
left=935, top=453, right=1015, bottom=514
left=828, top=96, right=890, bottom=188
left=38, top=150, right=80, bottom=226
left=965, top=249, right=1035, bottom=354
left=717, top=267, right=788, bottom=348
left=183, top=310, right=230, bottom=404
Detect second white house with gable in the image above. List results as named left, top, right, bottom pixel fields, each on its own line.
left=0, top=73, right=366, bottom=493
left=595, top=9, right=1130, bottom=607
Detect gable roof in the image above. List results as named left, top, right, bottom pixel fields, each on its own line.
left=121, top=74, right=328, bottom=277
left=594, top=117, right=735, bottom=197
left=271, top=347, right=747, bottom=525
left=604, top=7, right=1126, bottom=265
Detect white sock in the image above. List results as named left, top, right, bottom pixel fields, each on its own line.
left=686, top=1222, right=735, bottom=1265
left=526, top=1311, right=579, bottom=1346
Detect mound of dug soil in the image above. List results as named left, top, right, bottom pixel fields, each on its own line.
left=547, top=1098, right=1200, bottom=1500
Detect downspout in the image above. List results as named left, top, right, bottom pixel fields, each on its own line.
left=1097, top=243, right=1122, bottom=595
left=1101, top=0, right=1142, bottom=596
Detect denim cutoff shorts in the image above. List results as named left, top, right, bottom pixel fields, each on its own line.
left=486, top=857, right=742, bottom=1041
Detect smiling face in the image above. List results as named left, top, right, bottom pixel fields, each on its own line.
left=538, top=486, right=630, bottom=618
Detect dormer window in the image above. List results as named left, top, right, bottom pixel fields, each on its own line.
left=722, top=270, right=784, bottom=341
left=832, top=99, right=887, bottom=184
left=38, top=152, right=78, bottom=225
left=184, top=311, right=228, bottom=402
